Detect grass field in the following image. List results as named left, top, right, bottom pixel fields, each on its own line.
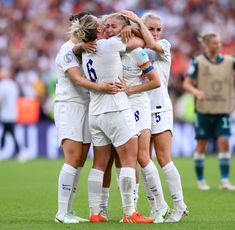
left=0, top=156, right=235, bottom=230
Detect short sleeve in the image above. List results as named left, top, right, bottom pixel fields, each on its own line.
left=133, top=48, right=154, bottom=74
left=59, top=49, right=80, bottom=72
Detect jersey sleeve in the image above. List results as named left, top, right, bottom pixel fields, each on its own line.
left=186, top=58, right=198, bottom=79
left=107, top=36, right=126, bottom=53
left=158, top=39, right=171, bottom=60
left=133, top=48, right=154, bottom=74
left=59, top=48, right=80, bottom=72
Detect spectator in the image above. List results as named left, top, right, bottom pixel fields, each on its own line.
left=0, top=68, right=20, bottom=157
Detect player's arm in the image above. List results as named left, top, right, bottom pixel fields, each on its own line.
left=73, top=41, right=97, bottom=57
left=121, top=10, right=164, bottom=53
left=183, top=59, right=206, bottom=100
left=126, top=68, right=161, bottom=94
left=183, top=76, right=205, bottom=100
left=125, top=36, right=145, bottom=49
left=120, top=25, right=143, bottom=43
left=67, top=67, right=122, bottom=94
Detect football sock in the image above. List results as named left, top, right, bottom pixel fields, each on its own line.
left=88, top=168, right=104, bottom=215
left=68, top=167, right=82, bottom=211
left=162, top=161, right=184, bottom=208
left=57, top=163, right=77, bottom=217
left=100, top=187, right=110, bottom=211
left=218, top=152, right=231, bottom=180
left=119, top=167, right=135, bottom=216
left=133, top=183, right=139, bottom=211
left=141, top=160, right=167, bottom=210
left=194, top=152, right=205, bottom=181
left=141, top=169, right=157, bottom=211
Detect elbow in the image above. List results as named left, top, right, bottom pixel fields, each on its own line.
left=182, top=79, right=189, bottom=91
left=152, top=80, right=161, bottom=89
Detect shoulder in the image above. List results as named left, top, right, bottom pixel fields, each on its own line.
left=131, top=48, right=150, bottom=64
left=131, top=47, right=147, bottom=58
left=57, top=41, right=77, bottom=64
left=158, top=39, right=171, bottom=49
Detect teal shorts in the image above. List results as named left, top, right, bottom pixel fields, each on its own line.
left=195, top=113, right=231, bottom=139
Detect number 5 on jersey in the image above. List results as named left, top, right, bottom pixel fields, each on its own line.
left=86, top=59, right=97, bottom=82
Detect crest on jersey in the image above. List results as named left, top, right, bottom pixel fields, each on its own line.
left=64, top=51, right=73, bottom=63
left=138, top=50, right=148, bottom=60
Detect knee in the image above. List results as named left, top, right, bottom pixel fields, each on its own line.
left=156, top=152, right=171, bottom=167
left=137, top=152, right=150, bottom=167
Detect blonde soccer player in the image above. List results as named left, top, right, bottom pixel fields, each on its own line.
left=54, top=11, right=122, bottom=224
left=122, top=10, right=188, bottom=222
left=71, top=14, right=155, bottom=224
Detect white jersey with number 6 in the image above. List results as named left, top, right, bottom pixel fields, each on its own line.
left=82, top=36, right=130, bottom=115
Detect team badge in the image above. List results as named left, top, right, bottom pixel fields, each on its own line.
left=64, top=51, right=73, bottom=63
left=138, top=50, right=148, bottom=61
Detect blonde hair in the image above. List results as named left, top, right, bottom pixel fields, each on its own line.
left=104, top=13, right=130, bottom=27
left=141, top=12, right=161, bottom=24
left=68, top=14, right=98, bottom=42
left=198, top=32, right=219, bottom=45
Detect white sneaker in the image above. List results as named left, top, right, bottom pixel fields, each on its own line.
left=197, top=180, right=210, bottom=190
left=55, top=212, right=88, bottom=223
left=219, top=181, right=235, bottom=190
left=152, top=210, right=164, bottom=223
left=69, top=210, right=89, bottom=222
left=151, top=205, right=170, bottom=223
left=165, top=207, right=189, bottom=223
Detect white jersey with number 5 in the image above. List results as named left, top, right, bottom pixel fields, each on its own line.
left=145, top=39, right=172, bottom=113
left=82, top=36, right=130, bottom=115
left=55, top=40, right=89, bottom=104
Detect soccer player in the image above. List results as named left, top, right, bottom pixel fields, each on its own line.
left=70, top=14, right=154, bottom=223
left=54, top=12, right=122, bottom=224
left=183, top=32, right=235, bottom=191
left=103, top=13, right=167, bottom=223
left=121, top=10, right=188, bottom=222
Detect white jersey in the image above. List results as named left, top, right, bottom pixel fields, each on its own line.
left=55, top=40, right=89, bottom=104
left=146, top=39, right=173, bottom=113
left=121, top=47, right=153, bottom=103
left=82, top=36, right=130, bottom=115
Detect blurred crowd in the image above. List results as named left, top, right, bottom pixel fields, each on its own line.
left=0, top=0, right=235, bottom=122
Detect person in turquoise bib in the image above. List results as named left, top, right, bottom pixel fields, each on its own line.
left=183, top=32, right=235, bottom=191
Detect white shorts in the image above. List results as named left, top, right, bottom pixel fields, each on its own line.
left=130, top=98, right=151, bottom=132
left=151, top=110, right=173, bottom=135
left=54, top=101, right=91, bottom=145
left=89, top=108, right=138, bottom=147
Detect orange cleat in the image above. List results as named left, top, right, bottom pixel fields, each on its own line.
left=122, top=212, right=154, bottom=224
left=90, top=213, right=108, bottom=223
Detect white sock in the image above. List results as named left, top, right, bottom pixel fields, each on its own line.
left=88, top=168, right=104, bottom=215
left=162, top=161, right=185, bottom=208
left=119, top=167, right=135, bottom=216
left=141, top=160, right=167, bottom=210
left=57, top=163, right=77, bottom=217
left=141, top=169, right=157, bottom=211
left=116, top=167, right=121, bottom=184
left=100, top=187, right=110, bottom=211
left=133, top=183, right=139, bottom=211
left=68, top=167, right=82, bottom=212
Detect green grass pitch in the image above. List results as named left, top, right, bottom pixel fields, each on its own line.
left=0, top=156, right=235, bottom=230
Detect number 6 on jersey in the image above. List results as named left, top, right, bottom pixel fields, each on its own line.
left=86, top=59, right=97, bottom=82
